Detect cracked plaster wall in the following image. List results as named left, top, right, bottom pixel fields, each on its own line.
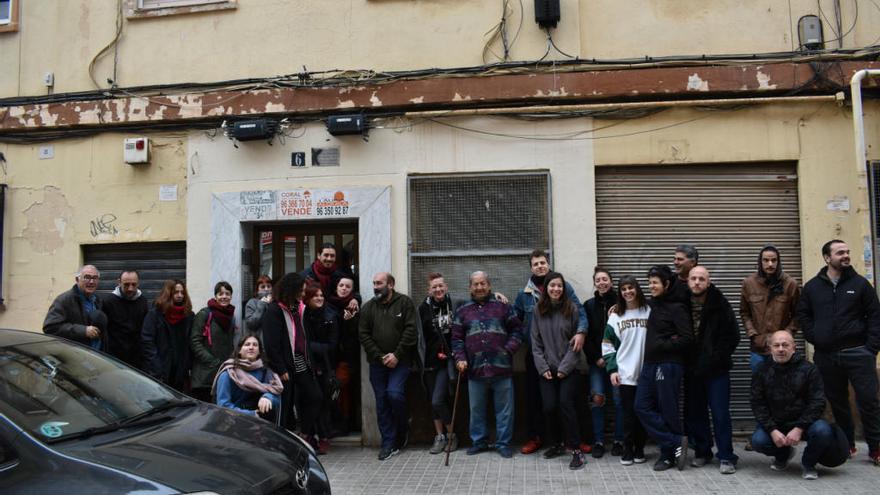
left=0, top=134, right=189, bottom=331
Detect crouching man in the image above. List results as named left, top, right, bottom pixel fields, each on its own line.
left=750, top=330, right=839, bottom=480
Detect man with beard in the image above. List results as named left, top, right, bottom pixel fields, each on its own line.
left=102, top=270, right=149, bottom=369
left=684, top=266, right=740, bottom=474
left=796, top=239, right=880, bottom=465
left=358, top=272, right=418, bottom=461
left=740, top=245, right=801, bottom=373
left=453, top=271, right=524, bottom=458
left=514, top=249, right=588, bottom=455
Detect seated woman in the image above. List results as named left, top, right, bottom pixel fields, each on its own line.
left=212, top=334, right=283, bottom=420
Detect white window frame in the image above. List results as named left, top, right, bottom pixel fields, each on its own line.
left=125, top=0, right=237, bottom=19
left=138, top=0, right=227, bottom=9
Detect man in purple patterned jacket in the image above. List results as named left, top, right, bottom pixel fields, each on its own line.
left=452, top=271, right=525, bottom=459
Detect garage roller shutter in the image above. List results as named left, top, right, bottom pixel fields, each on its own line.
left=595, top=163, right=802, bottom=431
left=82, top=241, right=187, bottom=305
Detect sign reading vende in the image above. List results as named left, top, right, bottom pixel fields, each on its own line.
left=277, top=190, right=351, bottom=219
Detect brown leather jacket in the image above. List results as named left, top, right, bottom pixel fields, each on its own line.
left=740, top=272, right=800, bottom=354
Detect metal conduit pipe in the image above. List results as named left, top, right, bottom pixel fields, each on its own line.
left=852, top=69, right=880, bottom=286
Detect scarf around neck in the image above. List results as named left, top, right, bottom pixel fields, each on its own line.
left=210, top=358, right=284, bottom=397
left=207, top=298, right=235, bottom=331
left=311, top=259, right=337, bottom=289
left=165, top=304, right=188, bottom=325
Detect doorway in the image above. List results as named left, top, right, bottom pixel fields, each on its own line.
left=250, top=220, right=362, bottom=438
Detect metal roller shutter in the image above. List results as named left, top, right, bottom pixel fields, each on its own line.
left=82, top=241, right=187, bottom=305
left=595, top=163, right=803, bottom=431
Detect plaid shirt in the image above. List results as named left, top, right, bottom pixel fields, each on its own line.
left=451, top=297, right=524, bottom=378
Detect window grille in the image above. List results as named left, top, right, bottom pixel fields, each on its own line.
left=408, top=172, right=551, bottom=300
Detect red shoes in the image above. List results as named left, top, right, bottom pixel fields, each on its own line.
left=521, top=437, right=543, bottom=455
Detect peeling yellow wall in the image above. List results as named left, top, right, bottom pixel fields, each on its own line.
left=4, top=1, right=878, bottom=97
left=0, top=134, right=189, bottom=331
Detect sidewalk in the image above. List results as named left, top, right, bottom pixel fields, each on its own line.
left=322, top=440, right=878, bottom=495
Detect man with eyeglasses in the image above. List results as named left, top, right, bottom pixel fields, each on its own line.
left=43, top=264, right=109, bottom=350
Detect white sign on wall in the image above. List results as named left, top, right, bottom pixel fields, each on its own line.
left=277, top=189, right=351, bottom=219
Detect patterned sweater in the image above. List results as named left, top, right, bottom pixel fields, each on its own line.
left=451, top=297, right=524, bottom=378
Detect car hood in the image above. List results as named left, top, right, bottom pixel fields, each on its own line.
left=54, top=403, right=312, bottom=494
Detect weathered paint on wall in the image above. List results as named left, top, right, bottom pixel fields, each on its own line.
left=0, top=134, right=189, bottom=331
left=3, top=1, right=879, bottom=98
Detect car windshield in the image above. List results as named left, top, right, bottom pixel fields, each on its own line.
left=0, top=338, right=182, bottom=442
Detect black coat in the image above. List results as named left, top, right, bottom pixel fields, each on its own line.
left=687, top=284, right=741, bottom=377
left=141, top=306, right=193, bottom=390
left=418, top=294, right=464, bottom=370
left=750, top=352, right=826, bottom=433
left=644, top=292, right=693, bottom=365
left=584, top=290, right=618, bottom=365
left=262, top=302, right=309, bottom=377
left=797, top=265, right=880, bottom=353
left=102, top=291, right=149, bottom=369
left=42, top=285, right=109, bottom=349
left=304, top=305, right=340, bottom=374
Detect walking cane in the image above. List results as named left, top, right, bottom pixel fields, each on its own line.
left=445, top=368, right=464, bottom=467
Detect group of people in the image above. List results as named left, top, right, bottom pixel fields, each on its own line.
left=42, top=242, right=361, bottom=455
left=41, top=238, right=880, bottom=479
left=357, top=241, right=880, bottom=480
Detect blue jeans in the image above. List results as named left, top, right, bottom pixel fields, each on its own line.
left=426, top=360, right=454, bottom=424
left=368, top=363, right=410, bottom=450
left=589, top=365, right=624, bottom=444
left=813, top=346, right=880, bottom=451
left=749, top=352, right=771, bottom=374
left=751, top=419, right=834, bottom=468
left=685, top=372, right=738, bottom=463
left=635, top=362, right=684, bottom=457
left=468, top=376, right=514, bottom=449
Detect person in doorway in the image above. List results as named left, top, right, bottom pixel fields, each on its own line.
left=262, top=272, right=322, bottom=448
left=418, top=272, right=462, bottom=455
left=43, top=264, right=108, bottom=350
left=635, top=265, right=693, bottom=471
left=453, top=271, right=524, bottom=459
left=326, top=275, right=362, bottom=435
left=796, top=239, right=880, bottom=464
left=684, top=266, right=740, bottom=474
left=303, top=282, right=341, bottom=454
left=302, top=243, right=358, bottom=315
left=359, top=272, right=418, bottom=461
left=750, top=330, right=838, bottom=480
left=514, top=249, right=588, bottom=455
left=584, top=266, right=624, bottom=458
left=142, top=279, right=194, bottom=392
left=531, top=272, right=589, bottom=470
left=212, top=334, right=283, bottom=421
left=602, top=275, right=650, bottom=466
left=190, top=281, right=237, bottom=403
left=102, top=269, right=149, bottom=369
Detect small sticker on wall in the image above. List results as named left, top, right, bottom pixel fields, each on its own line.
left=826, top=196, right=850, bottom=212
left=159, top=185, right=178, bottom=201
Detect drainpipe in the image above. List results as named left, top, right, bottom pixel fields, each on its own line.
left=852, top=69, right=880, bottom=286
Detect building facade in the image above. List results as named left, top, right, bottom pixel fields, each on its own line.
left=2, top=0, right=879, bottom=445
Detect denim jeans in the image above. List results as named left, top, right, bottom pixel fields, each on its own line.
left=813, top=346, right=880, bottom=451
left=425, top=360, right=454, bottom=424
left=468, top=376, right=514, bottom=449
left=685, top=372, right=738, bottom=462
left=589, top=365, right=624, bottom=444
left=749, top=352, right=771, bottom=374
left=368, top=363, right=410, bottom=450
left=751, top=419, right=834, bottom=468
left=635, top=362, right=684, bottom=457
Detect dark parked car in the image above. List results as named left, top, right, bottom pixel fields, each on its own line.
left=0, top=328, right=330, bottom=494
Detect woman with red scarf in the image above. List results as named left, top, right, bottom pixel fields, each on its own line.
left=190, top=281, right=237, bottom=402
left=142, top=279, right=194, bottom=392
left=262, top=272, right=323, bottom=448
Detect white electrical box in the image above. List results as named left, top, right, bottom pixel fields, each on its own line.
left=123, top=137, right=150, bottom=164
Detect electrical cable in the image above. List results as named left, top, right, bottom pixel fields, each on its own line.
left=88, top=0, right=124, bottom=90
